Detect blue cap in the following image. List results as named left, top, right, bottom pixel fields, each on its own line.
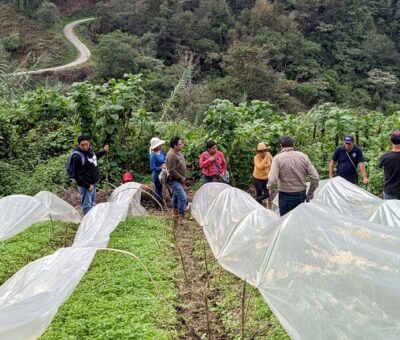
left=344, top=135, right=354, bottom=144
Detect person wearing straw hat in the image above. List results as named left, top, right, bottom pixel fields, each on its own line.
left=149, top=137, right=166, bottom=205
left=253, top=142, right=273, bottom=205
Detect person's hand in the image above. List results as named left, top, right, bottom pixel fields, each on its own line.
left=362, top=177, right=369, bottom=185
left=103, top=144, right=110, bottom=153
left=161, top=163, right=167, bottom=169
left=269, top=190, right=275, bottom=199
left=88, top=184, right=94, bottom=192
left=210, top=155, right=216, bottom=162
left=305, top=193, right=313, bottom=202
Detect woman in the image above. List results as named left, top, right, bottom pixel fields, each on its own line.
left=149, top=137, right=166, bottom=203
left=199, top=140, right=227, bottom=184
left=253, top=142, right=273, bottom=205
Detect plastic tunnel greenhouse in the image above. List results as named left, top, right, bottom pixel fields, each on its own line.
left=192, top=177, right=400, bottom=339
left=0, top=182, right=148, bottom=339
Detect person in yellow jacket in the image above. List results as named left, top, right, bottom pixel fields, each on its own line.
left=253, top=142, right=273, bottom=205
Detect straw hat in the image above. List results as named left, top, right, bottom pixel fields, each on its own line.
left=150, top=137, right=165, bottom=151
left=257, top=142, right=270, bottom=151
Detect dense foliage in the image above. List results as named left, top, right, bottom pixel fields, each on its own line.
left=0, top=73, right=398, bottom=196
left=87, top=0, right=400, bottom=115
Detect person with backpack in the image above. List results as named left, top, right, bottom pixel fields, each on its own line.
left=67, top=135, right=109, bottom=215
left=199, top=140, right=227, bottom=184
left=329, top=135, right=369, bottom=185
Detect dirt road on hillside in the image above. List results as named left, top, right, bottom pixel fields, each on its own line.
left=19, top=18, right=94, bottom=74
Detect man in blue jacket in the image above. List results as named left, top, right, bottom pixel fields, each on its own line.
left=72, top=135, right=109, bottom=215
left=329, top=135, right=368, bottom=185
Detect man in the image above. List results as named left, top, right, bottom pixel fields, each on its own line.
left=267, top=136, right=319, bottom=216
left=378, top=129, right=400, bottom=199
left=329, top=135, right=368, bottom=185
left=166, top=136, right=187, bottom=224
left=72, top=135, right=109, bottom=215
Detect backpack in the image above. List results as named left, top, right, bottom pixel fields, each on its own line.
left=66, top=151, right=85, bottom=179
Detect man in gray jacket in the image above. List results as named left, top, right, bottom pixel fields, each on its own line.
left=267, top=136, right=319, bottom=216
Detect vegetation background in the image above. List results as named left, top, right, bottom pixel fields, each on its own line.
left=1, top=0, right=400, bottom=196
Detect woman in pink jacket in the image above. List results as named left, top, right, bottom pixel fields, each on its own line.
left=199, top=140, right=227, bottom=184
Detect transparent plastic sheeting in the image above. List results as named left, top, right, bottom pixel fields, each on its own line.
left=0, top=192, right=81, bottom=241
left=0, top=196, right=132, bottom=338
left=192, top=178, right=400, bottom=339
left=0, top=247, right=97, bottom=340
left=108, top=182, right=148, bottom=216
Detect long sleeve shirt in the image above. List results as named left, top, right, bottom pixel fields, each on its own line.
left=166, top=149, right=187, bottom=182
left=267, top=147, right=319, bottom=194
left=150, top=151, right=166, bottom=175
left=73, top=147, right=106, bottom=189
left=199, top=151, right=227, bottom=177
left=253, top=152, right=273, bottom=179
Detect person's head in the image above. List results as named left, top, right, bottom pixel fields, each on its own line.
left=122, top=172, right=133, bottom=183
left=206, top=140, right=218, bottom=155
left=390, top=129, right=400, bottom=145
left=280, top=136, right=294, bottom=148
left=343, top=135, right=354, bottom=152
left=150, top=137, right=165, bottom=152
left=170, top=136, right=183, bottom=151
left=78, top=135, right=90, bottom=152
left=256, top=142, right=269, bottom=155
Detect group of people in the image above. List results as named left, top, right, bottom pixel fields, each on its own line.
left=69, top=129, right=400, bottom=218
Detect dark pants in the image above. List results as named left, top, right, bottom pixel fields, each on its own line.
left=152, top=172, right=163, bottom=201
left=202, top=175, right=220, bottom=184
left=279, top=191, right=306, bottom=216
left=253, top=177, right=269, bottom=204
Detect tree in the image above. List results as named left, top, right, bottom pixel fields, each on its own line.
left=95, top=31, right=139, bottom=81
left=34, top=1, right=59, bottom=27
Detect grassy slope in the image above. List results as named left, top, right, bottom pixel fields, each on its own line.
left=0, top=221, right=78, bottom=285
left=41, top=216, right=179, bottom=339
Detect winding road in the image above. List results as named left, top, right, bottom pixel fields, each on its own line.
left=21, top=17, right=94, bottom=74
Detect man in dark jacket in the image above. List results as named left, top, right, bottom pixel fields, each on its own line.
left=379, top=129, right=400, bottom=199
left=72, top=135, right=109, bottom=215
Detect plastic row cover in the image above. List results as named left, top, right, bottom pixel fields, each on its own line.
left=0, top=192, right=81, bottom=241
left=108, top=182, right=148, bottom=216
left=0, top=199, right=130, bottom=339
left=192, top=179, right=400, bottom=339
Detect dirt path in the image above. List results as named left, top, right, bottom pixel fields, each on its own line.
left=172, top=216, right=228, bottom=339
left=19, top=17, right=94, bottom=74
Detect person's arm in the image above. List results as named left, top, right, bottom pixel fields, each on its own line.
left=358, top=149, right=368, bottom=184
left=359, top=162, right=369, bottom=184
left=150, top=153, right=160, bottom=172
left=267, top=158, right=279, bottom=196
left=329, top=148, right=339, bottom=178
left=96, top=145, right=109, bottom=158
left=306, top=159, right=319, bottom=196
left=220, top=152, right=227, bottom=174
left=167, top=154, right=185, bottom=182
left=254, top=155, right=268, bottom=170
left=199, top=152, right=211, bottom=170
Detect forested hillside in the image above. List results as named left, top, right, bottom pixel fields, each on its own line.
left=0, top=0, right=399, bottom=196
left=88, top=0, right=400, bottom=114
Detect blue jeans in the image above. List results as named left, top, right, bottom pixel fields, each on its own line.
left=279, top=191, right=306, bottom=216
left=384, top=192, right=400, bottom=200
left=152, top=172, right=163, bottom=200
left=169, top=180, right=187, bottom=215
left=78, top=184, right=96, bottom=215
